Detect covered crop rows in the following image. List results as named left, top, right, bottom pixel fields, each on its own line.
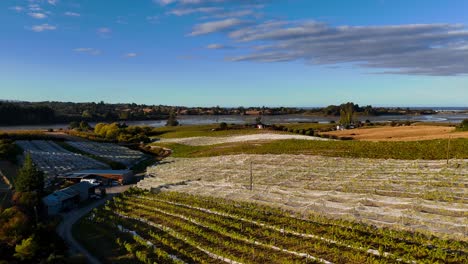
left=67, top=141, right=146, bottom=167
left=83, top=190, right=467, bottom=263
left=140, top=154, right=468, bottom=240
left=16, top=140, right=109, bottom=185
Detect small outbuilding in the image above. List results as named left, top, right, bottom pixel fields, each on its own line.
left=42, top=182, right=95, bottom=215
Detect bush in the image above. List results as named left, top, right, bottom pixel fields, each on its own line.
left=458, top=119, right=468, bottom=131
left=219, top=122, right=228, bottom=130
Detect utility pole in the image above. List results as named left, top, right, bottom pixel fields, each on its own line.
left=250, top=161, right=253, bottom=191
left=446, top=136, right=451, bottom=165
left=34, top=205, right=38, bottom=227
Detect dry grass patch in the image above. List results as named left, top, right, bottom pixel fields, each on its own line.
left=324, top=125, right=468, bottom=141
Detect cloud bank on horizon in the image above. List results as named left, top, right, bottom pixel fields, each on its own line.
left=155, top=0, right=468, bottom=76
left=6, top=0, right=468, bottom=77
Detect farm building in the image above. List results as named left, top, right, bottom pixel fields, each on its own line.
left=42, top=182, right=95, bottom=215
left=58, top=169, right=134, bottom=185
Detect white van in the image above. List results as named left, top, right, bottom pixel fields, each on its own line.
left=81, top=178, right=100, bottom=186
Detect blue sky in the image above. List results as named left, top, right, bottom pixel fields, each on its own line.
left=1, top=0, right=467, bottom=107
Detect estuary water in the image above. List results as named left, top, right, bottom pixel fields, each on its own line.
left=0, top=112, right=467, bottom=131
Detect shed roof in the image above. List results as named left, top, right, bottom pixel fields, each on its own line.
left=71, top=170, right=132, bottom=175
left=42, top=182, right=93, bottom=206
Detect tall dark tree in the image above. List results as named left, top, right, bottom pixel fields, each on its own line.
left=15, top=154, right=44, bottom=193
left=339, top=102, right=356, bottom=126
left=166, top=111, right=179, bottom=126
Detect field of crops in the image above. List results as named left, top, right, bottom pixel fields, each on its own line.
left=77, top=190, right=467, bottom=263
left=154, top=138, right=468, bottom=159
left=152, top=124, right=288, bottom=139
left=139, top=155, right=468, bottom=240
left=158, top=134, right=329, bottom=146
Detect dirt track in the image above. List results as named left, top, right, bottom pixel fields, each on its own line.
left=324, top=125, right=468, bottom=141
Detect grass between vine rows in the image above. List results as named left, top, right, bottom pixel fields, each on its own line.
left=75, top=189, right=468, bottom=264
left=153, top=138, right=468, bottom=159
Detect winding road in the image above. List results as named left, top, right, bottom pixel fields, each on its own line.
left=57, top=185, right=132, bottom=264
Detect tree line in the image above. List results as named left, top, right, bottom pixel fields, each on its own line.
left=0, top=101, right=439, bottom=126
left=0, top=154, right=67, bottom=263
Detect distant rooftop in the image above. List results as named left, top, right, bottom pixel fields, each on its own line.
left=71, top=169, right=132, bottom=175
left=43, top=182, right=93, bottom=206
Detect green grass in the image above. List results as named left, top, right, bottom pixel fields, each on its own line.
left=280, top=123, right=335, bottom=131
left=72, top=216, right=136, bottom=264
left=152, top=124, right=287, bottom=139
left=154, top=138, right=468, bottom=160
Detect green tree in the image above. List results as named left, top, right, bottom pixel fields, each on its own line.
left=15, top=154, right=44, bottom=193
left=339, top=102, right=356, bottom=127
left=14, top=236, right=38, bottom=261
left=119, top=111, right=130, bottom=120
left=68, top=121, right=79, bottom=130
left=459, top=119, right=468, bottom=131
left=0, top=139, right=19, bottom=163
left=166, top=112, right=179, bottom=126
left=79, top=121, right=91, bottom=131
left=255, top=116, right=263, bottom=125
left=81, top=110, right=93, bottom=119
left=0, top=207, right=30, bottom=246
left=105, top=123, right=120, bottom=140
left=219, top=122, right=228, bottom=130
left=94, top=123, right=106, bottom=137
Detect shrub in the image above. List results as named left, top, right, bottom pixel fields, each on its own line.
left=458, top=119, right=468, bottom=131
left=219, top=122, right=228, bottom=130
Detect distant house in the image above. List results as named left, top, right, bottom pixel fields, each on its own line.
left=246, top=110, right=261, bottom=115
left=256, top=124, right=264, bottom=129
left=43, top=182, right=95, bottom=215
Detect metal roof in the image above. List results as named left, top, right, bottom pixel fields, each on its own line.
left=42, top=182, right=93, bottom=206
left=70, top=169, right=132, bottom=175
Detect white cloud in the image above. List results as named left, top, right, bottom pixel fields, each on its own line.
left=97, top=27, right=111, bottom=33
left=168, top=7, right=222, bottom=16
left=28, top=4, right=42, bottom=12
left=64, top=11, right=80, bottom=17
left=203, top=9, right=255, bottom=19
left=147, top=16, right=159, bottom=24
left=73, top=48, right=101, bottom=55
left=97, top=27, right=112, bottom=37
left=124, top=53, right=138, bottom=58
left=206, top=44, right=234, bottom=49
left=227, top=21, right=468, bottom=76
left=190, top=18, right=250, bottom=36
left=157, top=0, right=468, bottom=76
left=155, top=0, right=268, bottom=6
left=30, top=24, right=57, bottom=32
left=28, top=12, right=47, bottom=19
left=47, top=0, right=59, bottom=5
left=9, top=6, right=24, bottom=12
